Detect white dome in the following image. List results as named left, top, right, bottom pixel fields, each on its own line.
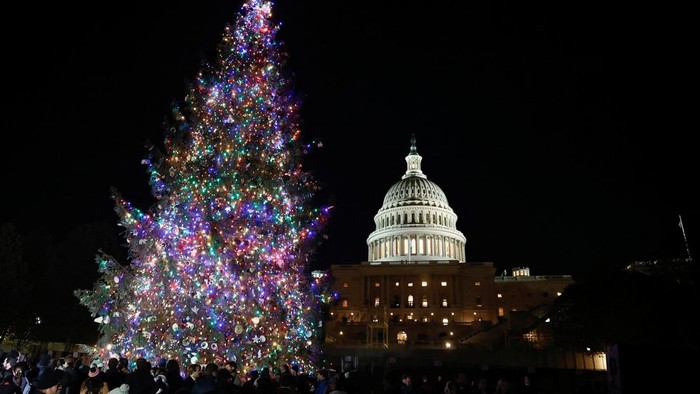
left=381, top=177, right=450, bottom=210
left=367, top=136, right=467, bottom=263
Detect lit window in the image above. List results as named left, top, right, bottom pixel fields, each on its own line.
left=421, top=295, right=428, bottom=308
left=442, top=318, right=449, bottom=325
left=441, top=281, right=447, bottom=287
left=497, top=293, right=502, bottom=298
left=341, top=299, right=348, bottom=308
left=421, top=281, right=428, bottom=287
left=557, top=292, right=562, bottom=296
left=498, top=307, right=504, bottom=316
left=395, top=282, right=400, bottom=287
left=407, top=295, right=414, bottom=307
left=374, top=297, right=380, bottom=307
left=476, top=297, right=482, bottom=307
left=342, top=282, right=349, bottom=288
left=408, top=282, right=414, bottom=287
left=397, top=331, right=407, bottom=344
left=374, top=282, right=380, bottom=287
left=474, top=281, right=481, bottom=286
left=442, top=298, right=448, bottom=307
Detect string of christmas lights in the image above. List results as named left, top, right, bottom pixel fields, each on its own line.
left=75, top=0, right=331, bottom=372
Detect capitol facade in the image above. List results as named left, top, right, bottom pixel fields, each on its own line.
left=323, top=137, right=574, bottom=356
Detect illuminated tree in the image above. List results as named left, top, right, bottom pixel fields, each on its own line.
left=75, top=0, right=329, bottom=370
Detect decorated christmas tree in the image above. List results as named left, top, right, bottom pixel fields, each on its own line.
left=75, top=0, right=330, bottom=370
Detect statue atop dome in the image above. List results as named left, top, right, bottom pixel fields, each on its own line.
left=410, top=133, right=417, bottom=154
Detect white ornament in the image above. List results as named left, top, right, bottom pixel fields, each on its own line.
left=94, top=315, right=110, bottom=324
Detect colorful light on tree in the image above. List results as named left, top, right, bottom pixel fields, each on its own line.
left=75, top=0, right=329, bottom=371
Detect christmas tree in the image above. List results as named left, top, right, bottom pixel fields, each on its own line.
left=75, top=0, right=330, bottom=371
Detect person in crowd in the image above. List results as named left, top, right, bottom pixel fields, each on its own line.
left=103, top=359, right=124, bottom=392
left=1, top=368, right=21, bottom=394
left=253, top=367, right=274, bottom=394
left=125, top=358, right=158, bottom=394
left=59, top=357, right=79, bottom=394
left=13, top=361, right=31, bottom=394
left=520, top=375, right=536, bottom=394
left=326, top=377, right=347, bottom=394
left=214, top=369, right=240, bottom=394
left=493, top=376, right=515, bottom=394
left=418, top=374, right=434, bottom=394
left=239, top=370, right=257, bottom=394
left=164, top=360, right=183, bottom=394
left=190, top=364, right=216, bottom=394
left=26, top=354, right=50, bottom=385
left=151, top=367, right=167, bottom=394
left=472, top=378, right=489, bottom=394
left=221, top=362, right=241, bottom=388
left=400, top=373, right=420, bottom=394
left=31, top=369, right=65, bottom=394
left=276, top=374, right=296, bottom=394
left=3, top=351, right=20, bottom=382
left=313, top=370, right=329, bottom=394
left=181, top=364, right=200, bottom=393
left=79, top=367, right=108, bottom=394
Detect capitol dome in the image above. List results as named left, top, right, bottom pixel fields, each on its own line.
left=367, top=136, right=467, bottom=263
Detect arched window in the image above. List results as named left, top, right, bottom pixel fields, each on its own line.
left=407, top=295, right=414, bottom=308
left=397, top=331, right=407, bottom=345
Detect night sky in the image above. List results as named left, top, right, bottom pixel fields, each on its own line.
left=2, top=1, right=695, bottom=279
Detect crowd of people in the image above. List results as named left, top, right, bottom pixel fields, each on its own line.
left=2, top=349, right=544, bottom=394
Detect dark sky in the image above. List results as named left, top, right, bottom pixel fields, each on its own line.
left=2, top=1, right=695, bottom=278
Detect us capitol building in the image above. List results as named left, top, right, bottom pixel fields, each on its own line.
left=320, top=137, right=575, bottom=357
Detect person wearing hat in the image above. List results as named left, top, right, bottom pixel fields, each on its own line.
left=31, top=369, right=65, bottom=394
left=79, top=367, right=108, bottom=394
